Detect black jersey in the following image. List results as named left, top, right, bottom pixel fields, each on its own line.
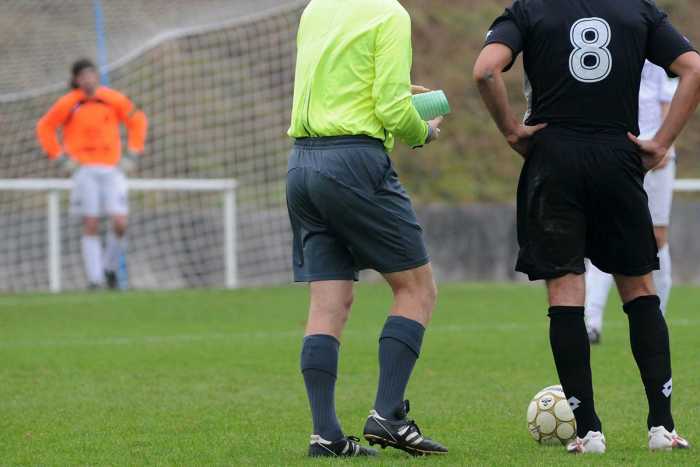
left=485, top=0, right=695, bottom=135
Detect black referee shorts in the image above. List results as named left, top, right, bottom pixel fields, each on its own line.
left=286, top=136, right=429, bottom=282
left=516, top=128, right=659, bottom=281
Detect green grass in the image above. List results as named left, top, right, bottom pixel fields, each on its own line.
left=1, top=284, right=698, bottom=465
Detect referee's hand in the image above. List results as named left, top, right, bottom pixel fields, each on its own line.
left=426, top=116, right=443, bottom=144
left=627, top=133, right=667, bottom=171
left=506, top=123, right=547, bottom=158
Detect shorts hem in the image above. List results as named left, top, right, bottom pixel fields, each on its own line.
left=590, top=261, right=660, bottom=277
left=294, top=271, right=359, bottom=283
left=515, top=262, right=585, bottom=282
left=376, top=256, right=430, bottom=275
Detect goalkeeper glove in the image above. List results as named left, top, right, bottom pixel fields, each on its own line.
left=56, top=155, right=79, bottom=175
left=119, top=153, right=139, bottom=175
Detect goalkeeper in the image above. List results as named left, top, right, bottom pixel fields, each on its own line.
left=287, top=0, right=446, bottom=458
left=37, top=59, right=148, bottom=289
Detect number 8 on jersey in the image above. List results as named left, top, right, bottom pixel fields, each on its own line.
left=569, top=17, right=612, bottom=83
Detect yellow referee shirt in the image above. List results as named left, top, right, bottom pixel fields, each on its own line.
left=288, top=0, right=429, bottom=152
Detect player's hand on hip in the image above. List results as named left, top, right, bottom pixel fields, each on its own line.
left=651, top=146, right=675, bottom=171
left=506, top=123, right=547, bottom=158
left=55, top=154, right=79, bottom=175
left=119, top=152, right=140, bottom=175
left=627, top=133, right=668, bottom=171
left=425, top=116, right=444, bottom=144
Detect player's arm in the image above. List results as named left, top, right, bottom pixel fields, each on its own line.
left=655, top=53, right=700, bottom=150
left=36, top=97, right=71, bottom=160
left=36, top=95, right=80, bottom=174
left=630, top=52, right=700, bottom=169
left=473, top=44, right=545, bottom=158
left=372, top=9, right=440, bottom=147
left=651, top=101, right=674, bottom=170
left=113, top=92, right=148, bottom=155
left=474, top=4, right=545, bottom=158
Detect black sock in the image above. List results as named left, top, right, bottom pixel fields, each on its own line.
left=300, top=334, right=344, bottom=441
left=373, top=316, right=425, bottom=420
left=548, top=306, right=602, bottom=437
left=624, top=295, right=674, bottom=431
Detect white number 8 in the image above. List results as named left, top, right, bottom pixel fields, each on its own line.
left=569, top=17, right=612, bottom=83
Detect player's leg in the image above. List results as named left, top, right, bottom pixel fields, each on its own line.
left=516, top=131, right=604, bottom=453
left=373, top=263, right=436, bottom=420
left=592, top=147, right=687, bottom=450
left=645, top=161, right=676, bottom=314
left=104, top=170, right=129, bottom=289
left=584, top=261, right=614, bottom=343
left=546, top=274, right=603, bottom=444
left=81, top=216, right=103, bottom=288
left=363, top=264, right=443, bottom=455
left=302, top=280, right=353, bottom=448
left=287, top=151, right=376, bottom=458
left=72, top=168, right=104, bottom=288
left=614, top=273, right=688, bottom=449
left=299, top=139, right=446, bottom=455
left=104, top=215, right=128, bottom=289
left=653, top=227, right=672, bottom=313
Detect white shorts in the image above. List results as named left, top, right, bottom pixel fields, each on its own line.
left=70, top=166, right=128, bottom=218
left=644, top=158, right=676, bottom=227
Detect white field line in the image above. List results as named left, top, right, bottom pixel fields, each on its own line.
left=0, top=320, right=698, bottom=349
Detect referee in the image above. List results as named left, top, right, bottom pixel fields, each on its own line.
left=474, top=0, right=700, bottom=455
left=287, top=0, right=446, bottom=458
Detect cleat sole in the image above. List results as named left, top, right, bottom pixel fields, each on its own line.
left=364, top=434, right=447, bottom=457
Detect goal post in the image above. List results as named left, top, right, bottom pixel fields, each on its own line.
left=0, top=1, right=306, bottom=292
left=0, top=178, right=239, bottom=293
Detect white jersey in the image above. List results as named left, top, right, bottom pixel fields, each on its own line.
left=639, top=60, right=678, bottom=227
left=638, top=61, right=679, bottom=139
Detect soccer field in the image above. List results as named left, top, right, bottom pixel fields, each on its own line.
left=1, top=284, right=698, bottom=465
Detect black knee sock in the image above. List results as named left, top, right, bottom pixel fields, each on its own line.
left=548, top=306, right=602, bottom=437
left=624, top=295, right=674, bottom=431
left=373, top=316, right=425, bottom=420
left=300, top=334, right=344, bottom=441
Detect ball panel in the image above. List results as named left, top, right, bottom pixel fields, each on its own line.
left=556, top=421, right=576, bottom=442
left=527, top=401, right=538, bottom=423
left=554, top=399, right=575, bottom=422
left=528, top=422, right=540, bottom=441
left=535, top=412, right=556, bottom=434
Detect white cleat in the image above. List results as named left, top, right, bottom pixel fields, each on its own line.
left=566, top=431, right=606, bottom=454
left=648, top=426, right=690, bottom=451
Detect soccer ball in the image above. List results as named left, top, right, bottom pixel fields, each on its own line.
left=526, top=385, right=576, bottom=445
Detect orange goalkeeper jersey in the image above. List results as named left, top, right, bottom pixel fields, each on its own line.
left=37, top=86, right=148, bottom=166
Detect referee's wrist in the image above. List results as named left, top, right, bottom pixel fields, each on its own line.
left=425, top=125, right=433, bottom=143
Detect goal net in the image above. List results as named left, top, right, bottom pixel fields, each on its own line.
left=0, top=0, right=307, bottom=292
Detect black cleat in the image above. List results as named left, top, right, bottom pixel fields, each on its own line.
left=105, top=270, right=118, bottom=290
left=363, top=400, right=448, bottom=456
left=308, top=434, right=377, bottom=458
left=588, top=328, right=601, bottom=345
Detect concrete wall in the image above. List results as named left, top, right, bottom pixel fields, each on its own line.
left=0, top=202, right=697, bottom=292
left=418, top=201, right=700, bottom=284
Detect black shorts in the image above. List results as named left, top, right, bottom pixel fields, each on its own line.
left=286, top=136, right=429, bottom=282
left=516, top=128, right=659, bottom=281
